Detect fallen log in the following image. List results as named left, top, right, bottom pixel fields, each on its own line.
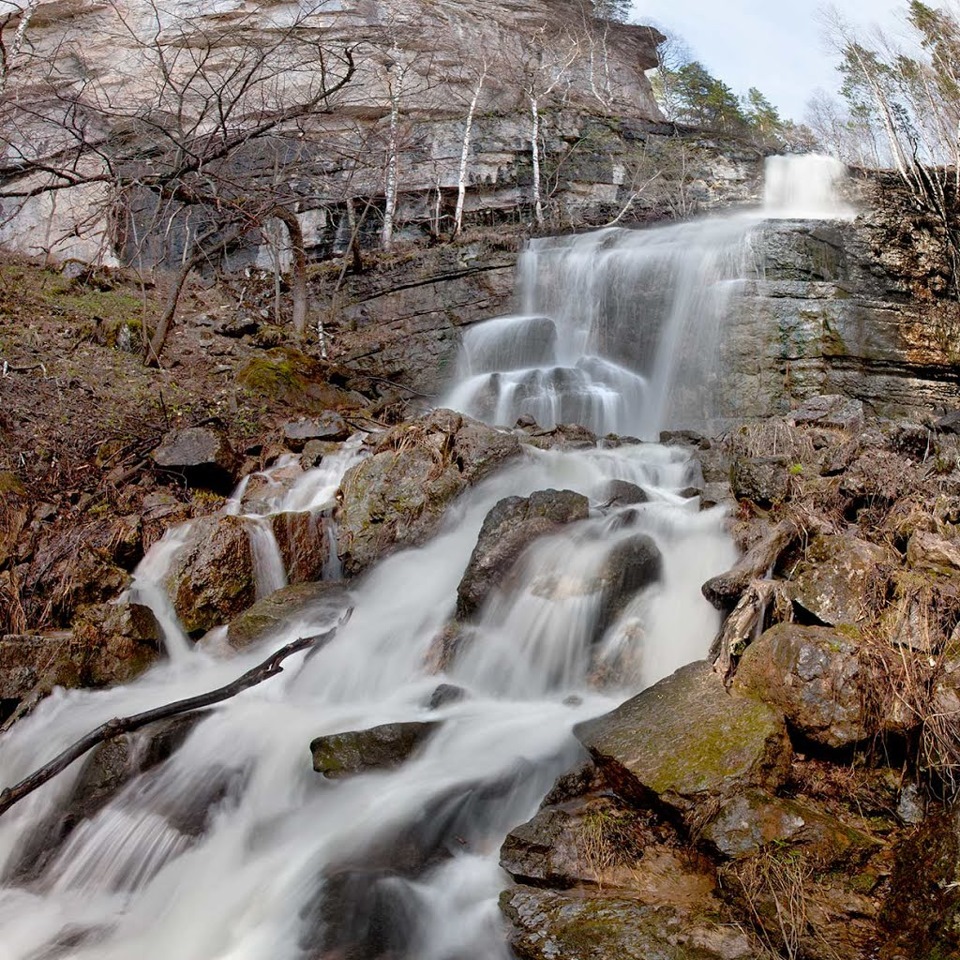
left=702, top=519, right=799, bottom=610
left=0, top=611, right=351, bottom=819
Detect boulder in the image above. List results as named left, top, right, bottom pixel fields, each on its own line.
left=575, top=661, right=791, bottom=822
left=71, top=599, right=162, bottom=684
left=521, top=422, right=599, bottom=451
left=311, top=721, right=439, bottom=778
left=300, top=439, right=340, bottom=469
left=733, top=624, right=867, bottom=749
left=336, top=410, right=520, bottom=575
left=787, top=535, right=892, bottom=627
left=425, top=683, right=467, bottom=710
left=501, top=885, right=756, bottom=960
left=880, top=808, right=960, bottom=959
left=701, top=788, right=879, bottom=863
left=500, top=795, right=651, bottom=889
left=591, top=534, right=662, bottom=640
left=730, top=455, right=789, bottom=506
left=152, top=426, right=239, bottom=492
left=906, top=530, right=960, bottom=572
left=225, top=581, right=349, bottom=651
left=282, top=413, right=351, bottom=450
left=456, top=489, right=590, bottom=620
left=163, top=515, right=255, bottom=636
left=601, top=479, right=649, bottom=506
left=270, top=510, right=327, bottom=583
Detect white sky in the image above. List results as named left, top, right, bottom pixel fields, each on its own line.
left=630, top=0, right=908, bottom=121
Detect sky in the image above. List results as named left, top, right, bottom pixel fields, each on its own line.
left=630, top=0, right=908, bottom=122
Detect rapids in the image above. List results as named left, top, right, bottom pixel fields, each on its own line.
left=0, top=156, right=851, bottom=960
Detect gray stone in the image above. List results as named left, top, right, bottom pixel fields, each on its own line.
left=152, top=427, right=238, bottom=491
left=790, top=394, right=865, bottom=432
left=283, top=414, right=351, bottom=450
left=575, top=660, right=791, bottom=822
left=730, top=455, right=789, bottom=506
left=601, top=479, right=649, bottom=506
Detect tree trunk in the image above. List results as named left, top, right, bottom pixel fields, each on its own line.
left=270, top=205, right=308, bottom=337
left=530, top=95, right=544, bottom=227
left=455, top=72, right=485, bottom=236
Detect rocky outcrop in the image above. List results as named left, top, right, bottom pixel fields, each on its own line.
left=336, top=409, right=521, bottom=575
left=575, top=660, right=791, bottom=823
left=456, top=489, right=590, bottom=619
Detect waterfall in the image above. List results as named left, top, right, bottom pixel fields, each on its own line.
left=444, top=154, right=854, bottom=438
left=0, top=156, right=850, bottom=960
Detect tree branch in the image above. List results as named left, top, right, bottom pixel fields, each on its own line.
left=0, top=611, right=351, bottom=819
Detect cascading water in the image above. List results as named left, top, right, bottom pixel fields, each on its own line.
left=0, top=156, right=851, bottom=960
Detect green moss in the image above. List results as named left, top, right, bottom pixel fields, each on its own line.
left=0, top=471, right=25, bottom=495
left=237, top=347, right=318, bottom=401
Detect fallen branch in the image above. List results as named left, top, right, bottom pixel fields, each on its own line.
left=702, top=519, right=799, bottom=610
left=711, top=579, right=792, bottom=684
left=0, top=610, right=351, bottom=819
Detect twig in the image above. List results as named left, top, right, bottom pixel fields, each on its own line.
left=0, top=611, right=351, bottom=819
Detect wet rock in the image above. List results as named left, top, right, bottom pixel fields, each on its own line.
left=880, top=808, right=960, bottom=959
left=425, top=683, right=467, bottom=710
left=311, top=721, right=439, bottom=778
left=225, top=581, right=348, bottom=651
left=423, top=621, right=473, bottom=673
left=730, top=455, right=789, bottom=506
left=164, top=515, right=255, bottom=636
left=733, top=623, right=867, bottom=749
left=502, top=885, right=756, bottom=960
left=787, top=535, right=892, bottom=627
left=299, top=439, right=340, bottom=469
left=592, top=533, right=663, bottom=641
left=282, top=414, right=351, bottom=450
left=456, top=489, right=590, bottom=620
left=336, top=409, right=520, bottom=575
left=521, top=422, right=599, bottom=451
left=576, top=661, right=791, bottom=823
left=152, top=426, right=239, bottom=492
left=601, top=479, right=649, bottom=506
left=790, top=394, right=865, bottom=432
left=701, top=788, right=878, bottom=863
left=906, top=530, right=960, bottom=572
left=270, top=510, right=327, bottom=584
left=140, top=492, right=191, bottom=552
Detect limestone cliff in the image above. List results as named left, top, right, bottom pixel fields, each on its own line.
left=0, top=0, right=665, bottom=264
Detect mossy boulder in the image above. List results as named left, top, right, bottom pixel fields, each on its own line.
left=311, top=721, right=439, bottom=779
left=501, top=885, right=756, bottom=960
left=336, top=409, right=521, bottom=575
left=701, top=788, right=879, bottom=863
left=575, top=660, right=791, bottom=823
left=225, top=581, right=348, bottom=651
left=733, top=623, right=867, bottom=749
left=456, top=489, right=590, bottom=620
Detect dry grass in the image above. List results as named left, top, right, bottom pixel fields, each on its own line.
left=577, top=806, right=646, bottom=886
left=729, top=417, right=817, bottom=463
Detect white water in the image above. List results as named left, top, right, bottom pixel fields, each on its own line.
left=0, top=156, right=848, bottom=960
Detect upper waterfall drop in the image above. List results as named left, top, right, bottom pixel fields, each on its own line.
left=443, top=154, right=853, bottom=439
left=762, top=154, right=855, bottom=220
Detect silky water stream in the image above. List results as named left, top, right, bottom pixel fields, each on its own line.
left=0, top=156, right=852, bottom=960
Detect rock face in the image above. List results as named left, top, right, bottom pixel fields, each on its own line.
left=733, top=623, right=867, bottom=749
left=575, top=660, right=791, bottom=822
left=456, top=489, right=589, bottom=619
left=336, top=409, right=521, bottom=575
left=2, top=0, right=666, bottom=266
left=311, top=721, right=438, bottom=778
